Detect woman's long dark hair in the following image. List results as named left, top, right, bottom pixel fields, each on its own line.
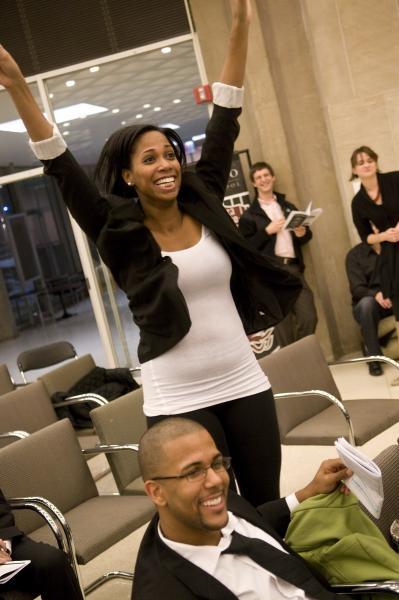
left=95, top=124, right=187, bottom=198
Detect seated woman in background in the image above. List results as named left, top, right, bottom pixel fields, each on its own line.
left=0, top=0, right=300, bottom=506
left=350, top=146, right=399, bottom=367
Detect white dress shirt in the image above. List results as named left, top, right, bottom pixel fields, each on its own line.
left=258, top=197, right=295, bottom=259
left=159, top=499, right=315, bottom=600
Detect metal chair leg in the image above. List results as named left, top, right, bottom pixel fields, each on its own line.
left=84, top=571, right=133, bottom=595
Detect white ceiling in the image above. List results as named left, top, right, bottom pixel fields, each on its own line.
left=0, top=40, right=210, bottom=172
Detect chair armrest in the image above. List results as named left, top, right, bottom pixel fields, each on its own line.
left=331, top=581, right=399, bottom=595
left=82, top=443, right=139, bottom=456
left=329, top=355, right=399, bottom=372
left=52, top=393, right=109, bottom=409
left=273, top=390, right=356, bottom=445
left=8, top=495, right=82, bottom=591
left=0, top=431, right=30, bottom=441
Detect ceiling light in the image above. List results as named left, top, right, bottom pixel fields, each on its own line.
left=121, top=120, right=126, bottom=125
left=112, top=108, right=120, bottom=114
left=49, top=93, right=54, bottom=99
left=65, top=80, right=76, bottom=87
left=192, top=133, right=206, bottom=141
left=143, top=103, right=151, bottom=109
left=0, top=102, right=108, bottom=133
left=63, top=122, right=70, bottom=127
left=64, top=131, right=70, bottom=136
left=136, top=114, right=143, bottom=119
left=161, top=47, right=172, bottom=54
left=160, top=123, right=180, bottom=130
left=153, top=106, right=161, bottom=112
left=173, top=98, right=181, bottom=104
left=55, top=103, right=108, bottom=122
left=89, top=66, right=100, bottom=73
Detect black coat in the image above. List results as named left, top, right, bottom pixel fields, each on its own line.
left=351, top=172, right=399, bottom=297
left=238, top=194, right=312, bottom=272
left=345, top=243, right=380, bottom=304
left=0, top=489, right=23, bottom=540
left=132, top=491, right=347, bottom=600
left=42, top=106, right=301, bottom=363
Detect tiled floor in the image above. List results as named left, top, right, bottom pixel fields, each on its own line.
left=1, top=312, right=399, bottom=598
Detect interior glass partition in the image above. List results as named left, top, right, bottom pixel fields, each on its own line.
left=0, top=85, right=43, bottom=175
left=0, top=36, right=209, bottom=374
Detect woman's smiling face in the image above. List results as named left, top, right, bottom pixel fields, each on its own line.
left=123, top=130, right=182, bottom=206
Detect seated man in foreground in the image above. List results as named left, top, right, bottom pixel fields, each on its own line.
left=133, top=417, right=353, bottom=599
left=0, top=489, right=83, bottom=600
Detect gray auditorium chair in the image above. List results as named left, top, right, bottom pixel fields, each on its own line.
left=0, top=380, right=106, bottom=453
left=0, top=363, right=18, bottom=395
left=91, top=387, right=147, bottom=495
left=370, top=442, right=399, bottom=542
left=259, top=334, right=399, bottom=446
left=0, top=419, right=154, bottom=595
left=17, top=340, right=77, bottom=383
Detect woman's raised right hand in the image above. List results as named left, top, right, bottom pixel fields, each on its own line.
left=0, top=45, right=25, bottom=89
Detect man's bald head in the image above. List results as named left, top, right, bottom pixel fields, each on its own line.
left=138, top=417, right=208, bottom=481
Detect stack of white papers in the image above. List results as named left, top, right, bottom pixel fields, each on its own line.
left=0, top=560, right=31, bottom=584
left=335, top=437, right=384, bottom=519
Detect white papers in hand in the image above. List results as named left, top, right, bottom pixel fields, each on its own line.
left=334, top=437, right=384, bottom=519
left=0, top=560, right=31, bottom=584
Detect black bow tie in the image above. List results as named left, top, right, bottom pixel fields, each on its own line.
left=222, top=530, right=339, bottom=600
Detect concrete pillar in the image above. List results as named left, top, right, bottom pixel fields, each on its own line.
left=189, top=0, right=359, bottom=357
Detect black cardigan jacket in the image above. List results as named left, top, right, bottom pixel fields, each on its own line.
left=132, top=491, right=346, bottom=600
left=43, top=106, right=301, bottom=363
left=238, top=193, right=312, bottom=272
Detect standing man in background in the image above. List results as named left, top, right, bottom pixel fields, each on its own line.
left=239, top=162, right=317, bottom=346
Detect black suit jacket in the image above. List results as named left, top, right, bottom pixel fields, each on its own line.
left=132, top=492, right=347, bottom=600
left=0, top=489, right=23, bottom=540
left=42, top=107, right=301, bottom=364
left=238, top=194, right=312, bottom=272
left=345, top=243, right=380, bottom=304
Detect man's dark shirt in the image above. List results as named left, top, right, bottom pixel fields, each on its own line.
left=345, top=243, right=380, bottom=304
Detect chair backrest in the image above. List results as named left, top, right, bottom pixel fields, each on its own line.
left=0, top=363, right=15, bottom=395
left=91, top=387, right=145, bottom=492
left=0, top=381, right=58, bottom=447
left=17, top=341, right=77, bottom=382
left=371, top=444, right=399, bottom=541
left=258, top=335, right=342, bottom=437
left=39, top=354, right=96, bottom=397
left=0, top=419, right=98, bottom=535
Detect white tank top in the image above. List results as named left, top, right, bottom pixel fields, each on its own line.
left=141, top=227, right=270, bottom=416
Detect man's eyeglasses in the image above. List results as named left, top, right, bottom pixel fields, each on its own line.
left=151, top=456, right=232, bottom=483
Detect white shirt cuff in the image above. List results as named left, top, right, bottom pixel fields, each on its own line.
left=212, top=82, right=244, bottom=108
left=286, top=493, right=300, bottom=513
left=29, top=124, right=67, bottom=160
left=4, top=540, right=11, bottom=554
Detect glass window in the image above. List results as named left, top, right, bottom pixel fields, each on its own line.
left=0, top=84, right=43, bottom=174
left=45, top=40, right=209, bottom=166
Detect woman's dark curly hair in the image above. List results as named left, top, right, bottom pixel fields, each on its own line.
left=95, top=124, right=186, bottom=198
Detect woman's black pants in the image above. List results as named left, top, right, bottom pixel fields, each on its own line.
left=146, top=388, right=281, bottom=507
